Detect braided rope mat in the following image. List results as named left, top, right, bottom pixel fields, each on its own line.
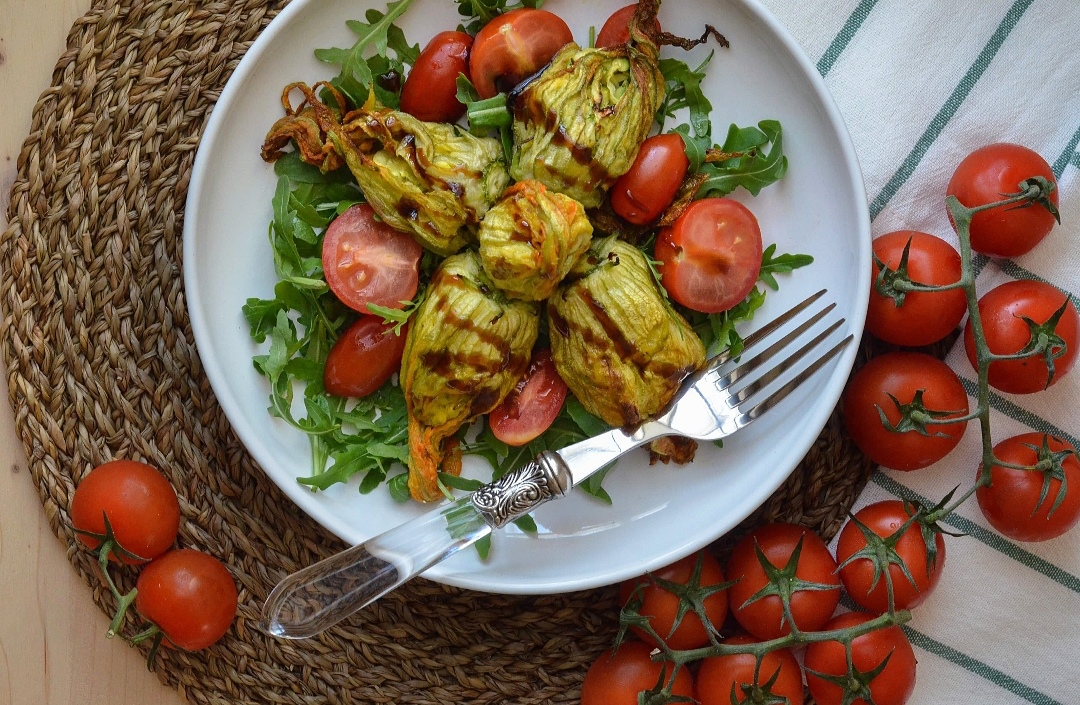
left=0, top=1, right=876, bottom=702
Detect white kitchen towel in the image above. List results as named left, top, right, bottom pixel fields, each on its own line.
left=754, top=1, right=1080, bottom=703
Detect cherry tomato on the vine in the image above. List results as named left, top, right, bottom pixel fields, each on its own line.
left=946, top=143, right=1059, bottom=258
left=804, top=612, right=917, bottom=705
left=488, top=348, right=568, bottom=446
left=654, top=197, right=763, bottom=314
left=595, top=4, right=662, bottom=48
left=697, top=634, right=804, bottom=705
left=470, top=9, right=573, bottom=99
left=610, top=133, right=689, bottom=225
left=964, top=279, right=1079, bottom=395
left=400, top=31, right=472, bottom=123
left=977, top=432, right=1080, bottom=541
left=836, top=500, right=945, bottom=613
left=866, top=230, right=967, bottom=347
left=135, top=549, right=238, bottom=651
left=725, top=522, right=840, bottom=640
left=843, top=352, right=969, bottom=471
left=581, top=640, right=694, bottom=705
left=323, top=316, right=408, bottom=398
left=322, top=203, right=424, bottom=314
left=619, top=550, right=729, bottom=650
left=70, top=459, right=180, bottom=564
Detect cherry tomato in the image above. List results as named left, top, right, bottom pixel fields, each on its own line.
left=977, top=432, right=1080, bottom=541
left=946, top=143, right=1059, bottom=257
left=70, top=459, right=180, bottom=564
left=866, top=230, right=967, bottom=347
left=619, top=550, right=729, bottom=650
left=843, top=352, right=969, bottom=471
left=963, top=279, right=1079, bottom=394
left=323, top=316, right=408, bottom=398
left=470, top=9, right=573, bottom=99
left=610, top=133, right=689, bottom=225
left=581, top=640, right=694, bottom=705
left=697, top=635, right=804, bottom=705
left=804, top=612, right=917, bottom=705
left=322, top=203, right=423, bottom=314
left=725, top=522, right=840, bottom=640
left=836, top=500, right=945, bottom=613
left=135, top=549, right=238, bottom=651
left=655, top=198, right=763, bottom=314
left=400, top=31, right=473, bottom=123
left=595, top=4, right=662, bottom=48
left=488, top=348, right=568, bottom=446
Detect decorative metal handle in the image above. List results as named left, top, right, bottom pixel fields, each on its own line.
left=471, top=451, right=573, bottom=528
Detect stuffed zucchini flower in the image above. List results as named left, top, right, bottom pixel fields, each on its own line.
left=400, top=251, right=540, bottom=502
left=477, top=180, right=594, bottom=301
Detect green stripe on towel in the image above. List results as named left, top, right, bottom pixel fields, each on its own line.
left=816, top=0, right=879, bottom=76
left=957, top=376, right=1080, bottom=448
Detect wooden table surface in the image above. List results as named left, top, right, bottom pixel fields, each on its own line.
left=0, top=1, right=178, bottom=703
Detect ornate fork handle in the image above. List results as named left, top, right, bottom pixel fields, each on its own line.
left=471, top=451, right=572, bottom=528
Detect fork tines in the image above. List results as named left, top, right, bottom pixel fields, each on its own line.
left=708, top=289, right=853, bottom=426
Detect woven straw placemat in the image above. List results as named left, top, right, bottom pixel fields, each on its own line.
left=0, top=1, right=876, bottom=702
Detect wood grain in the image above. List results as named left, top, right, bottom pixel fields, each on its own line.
left=0, top=1, right=178, bottom=702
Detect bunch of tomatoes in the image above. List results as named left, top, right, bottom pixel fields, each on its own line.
left=69, top=459, right=238, bottom=664
left=582, top=142, right=1077, bottom=705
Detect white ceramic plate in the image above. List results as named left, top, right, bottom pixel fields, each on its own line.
left=183, top=0, right=870, bottom=594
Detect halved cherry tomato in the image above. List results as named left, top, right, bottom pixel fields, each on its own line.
left=400, top=31, right=472, bottom=123
left=323, top=316, right=408, bottom=398
left=946, top=143, right=1058, bottom=257
left=610, top=133, right=689, bottom=225
left=725, top=523, right=840, bottom=640
left=963, top=279, right=1079, bottom=394
left=804, top=612, right=917, bottom=705
left=654, top=198, right=763, bottom=313
left=581, top=641, right=694, bottom=705
left=619, top=550, right=729, bottom=650
left=836, top=500, right=946, bottom=613
left=322, top=203, right=423, bottom=314
left=70, top=459, right=180, bottom=564
left=977, top=432, right=1080, bottom=542
left=866, top=230, right=967, bottom=347
left=488, top=348, right=567, bottom=446
left=697, top=635, right=804, bottom=705
left=470, top=9, right=573, bottom=99
left=135, top=549, right=238, bottom=651
left=595, top=4, right=662, bottom=48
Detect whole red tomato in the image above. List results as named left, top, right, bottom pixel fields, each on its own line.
left=697, top=635, right=804, bottom=705
left=836, top=500, right=946, bottom=613
left=619, top=550, right=729, bottom=650
left=947, top=143, right=1059, bottom=257
left=610, top=133, right=689, bottom=225
left=977, top=432, right=1080, bottom=541
left=400, top=31, right=472, bottom=123
left=725, top=523, right=840, bottom=640
left=581, top=641, right=694, bottom=705
left=470, top=9, right=573, bottom=98
left=804, top=612, right=917, bottom=705
left=964, top=279, right=1079, bottom=394
left=323, top=316, right=407, bottom=398
left=69, top=459, right=180, bottom=564
left=843, top=352, right=969, bottom=471
left=866, top=230, right=967, bottom=347
left=135, top=549, right=238, bottom=651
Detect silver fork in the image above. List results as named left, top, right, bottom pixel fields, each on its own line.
left=260, top=289, right=852, bottom=639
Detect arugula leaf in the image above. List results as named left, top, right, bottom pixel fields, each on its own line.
left=314, top=0, right=420, bottom=107
left=456, top=75, right=514, bottom=162
left=759, top=244, right=814, bottom=291
left=696, top=120, right=788, bottom=197
left=657, top=55, right=714, bottom=169
left=455, top=0, right=545, bottom=33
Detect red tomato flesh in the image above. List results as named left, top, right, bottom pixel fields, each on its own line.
left=470, top=9, right=573, bottom=99
left=655, top=197, right=763, bottom=313
left=488, top=348, right=567, bottom=446
left=400, top=31, right=472, bottom=123
left=324, top=316, right=408, bottom=398
left=610, top=133, right=689, bottom=225
left=595, top=4, right=662, bottom=48
left=322, top=203, right=423, bottom=314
